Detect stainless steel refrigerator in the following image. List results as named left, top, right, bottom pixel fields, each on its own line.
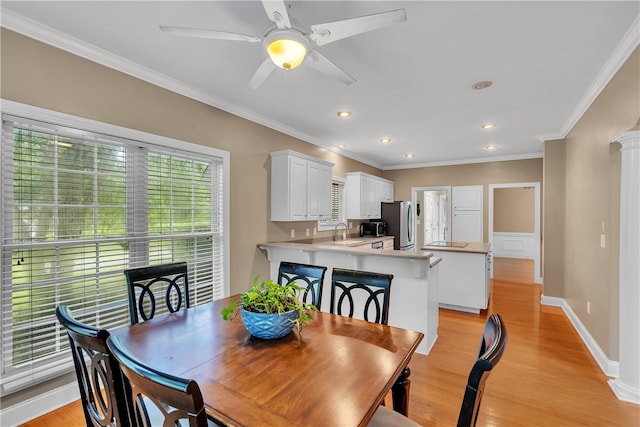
left=381, top=201, right=415, bottom=250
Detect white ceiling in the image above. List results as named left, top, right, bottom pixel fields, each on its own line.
left=2, top=1, right=639, bottom=169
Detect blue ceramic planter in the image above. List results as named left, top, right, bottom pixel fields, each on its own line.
left=240, top=308, right=299, bottom=339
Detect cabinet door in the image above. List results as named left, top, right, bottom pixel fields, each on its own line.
left=289, top=157, right=308, bottom=220
left=307, top=162, right=332, bottom=220
left=452, top=211, right=483, bottom=242
left=362, top=177, right=377, bottom=218
left=378, top=180, right=394, bottom=203
left=453, top=185, right=483, bottom=210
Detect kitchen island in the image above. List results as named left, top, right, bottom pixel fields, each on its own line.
left=421, top=241, right=491, bottom=314
left=258, top=240, right=440, bottom=355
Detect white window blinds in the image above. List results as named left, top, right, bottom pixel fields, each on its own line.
left=318, top=177, right=345, bottom=231
left=0, top=111, right=227, bottom=395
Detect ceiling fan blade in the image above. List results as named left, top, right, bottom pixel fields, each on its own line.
left=249, top=58, right=277, bottom=89
left=310, top=9, right=406, bottom=46
left=262, top=0, right=291, bottom=29
left=305, top=50, right=355, bottom=86
left=159, top=26, right=260, bottom=43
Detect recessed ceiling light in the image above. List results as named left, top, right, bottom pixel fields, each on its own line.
left=337, top=111, right=351, bottom=118
left=472, top=80, right=493, bottom=90
left=405, top=153, right=414, bottom=158
left=337, top=144, right=346, bottom=148
left=484, top=144, right=499, bottom=151
left=380, top=138, right=392, bottom=144
left=481, top=123, right=495, bottom=129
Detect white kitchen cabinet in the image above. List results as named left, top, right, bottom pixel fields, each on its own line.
left=270, top=150, right=334, bottom=221
left=453, top=211, right=483, bottom=242
left=345, top=172, right=394, bottom=219
left=425, top=244, right=491, bottom=314
left=452, top=185, right=483, bottom=210
left=452, top=185, right=483, bottom=242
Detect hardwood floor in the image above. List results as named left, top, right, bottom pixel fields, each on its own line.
left=21, top=279, right=640, bottom=426
left=492, top=257, right=534, bottom=283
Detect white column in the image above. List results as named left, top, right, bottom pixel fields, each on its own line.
left=609, top=126, right=640, bottom=405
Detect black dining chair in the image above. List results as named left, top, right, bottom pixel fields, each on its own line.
left=368, top=313, right=508, bottom=427
left=106, top=335, right=222, bottom=427
left=124, top=261, right=190, bottom=324
left=55, top=305, right=132, bottom=427
left=278, top=261, right=327, bottom=309
left=330, top=268, right=393, bottom=325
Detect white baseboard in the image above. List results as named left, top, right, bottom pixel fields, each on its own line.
left=0, top=380, right=79, bottom=426
left=608, top=378, right=640, bottom=405
left=541, top=295, right=619, bottom=378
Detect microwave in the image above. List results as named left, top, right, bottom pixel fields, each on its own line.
left=360, top=221, right=386, bottom=237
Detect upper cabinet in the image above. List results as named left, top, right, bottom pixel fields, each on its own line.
left=452, top=185, right=483, bottom=242
left=271, top=150, right=334, bottom=222
left=345, top=172, right=394, bottom=219
left=452, top=185, right=483, bottom=211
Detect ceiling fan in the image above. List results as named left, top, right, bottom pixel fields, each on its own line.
left=160, top=0, right=406, bottom=89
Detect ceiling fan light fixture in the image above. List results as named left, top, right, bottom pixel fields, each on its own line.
left=266, top=31, right=308, bottom=70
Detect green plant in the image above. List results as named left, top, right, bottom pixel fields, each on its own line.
left=221, top=275, right=317, bottom=336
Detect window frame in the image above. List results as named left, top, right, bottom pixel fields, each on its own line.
left=317, top=176, right=346, bottom=232
left=0, top=100, right=230, bottom=395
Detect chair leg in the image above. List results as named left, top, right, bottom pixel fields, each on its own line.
left=391, top=365, right=411, bottom=416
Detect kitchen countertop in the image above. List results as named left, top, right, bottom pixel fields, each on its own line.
left=421, top=241, right=491, bottom=254
left=258, top=239, right=433, bottom=261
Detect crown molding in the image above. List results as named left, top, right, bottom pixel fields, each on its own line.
left=539, top=14, right=640, bottom=142
left=382, top=152, right=543, bottom=171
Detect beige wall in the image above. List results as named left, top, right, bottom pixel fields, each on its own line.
left=383, top=158, right=543, bottom=241
left=542, top=139, right=566, bottom=298
left=0, top=29, right=382, bottom=406
left=549, top=47, right=638, bottom=360
left=493, top=187, right=535, bottom=232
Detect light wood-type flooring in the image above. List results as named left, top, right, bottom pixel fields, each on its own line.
left=20, top=279, right=640, bottom=427
left=493, top=257, right=535, bottom=283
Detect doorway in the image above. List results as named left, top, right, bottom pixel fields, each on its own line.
left=412, top=186, right=451, bottom=249
left=488, top=182, right=542, bottom=284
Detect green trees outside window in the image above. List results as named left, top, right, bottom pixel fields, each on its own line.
left=1, top=117, right=224, bottom=393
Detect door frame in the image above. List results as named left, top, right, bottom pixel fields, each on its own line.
left=488, top=182, right=542, bottom=284
left=411, top=186, right=452, bottom=249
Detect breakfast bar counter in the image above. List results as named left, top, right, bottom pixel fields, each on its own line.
left=258, top=241, right=439, bottom=355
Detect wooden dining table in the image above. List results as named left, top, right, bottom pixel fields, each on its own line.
left=111, top=295, right=424, bottom=427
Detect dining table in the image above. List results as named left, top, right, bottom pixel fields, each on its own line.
left=111, top=294, right=424, bottom=427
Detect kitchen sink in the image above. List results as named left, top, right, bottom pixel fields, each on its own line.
left=330, top=239, right=367, bottom=246
left=427, top=241, right=469, bottom=248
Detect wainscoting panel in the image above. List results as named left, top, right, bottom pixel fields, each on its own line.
left=492, top=232, right=536, bottom=258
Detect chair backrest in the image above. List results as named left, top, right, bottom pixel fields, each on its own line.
left=457, top=313, right=508, bottom=427
left=278, top=262, right=327, bottom=309
left=106, top=335, right=209, bottom=427
left=330, top=268, right=393, bottom=325
left=55, top=305, right=132, bottom=427
left=124, top=261, right=190, bottom=324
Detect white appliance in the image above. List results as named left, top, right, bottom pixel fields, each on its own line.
left=381, top=201, right=415, bottom=250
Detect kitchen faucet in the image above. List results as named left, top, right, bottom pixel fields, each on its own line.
left=334, top=222, right=348, bottom=241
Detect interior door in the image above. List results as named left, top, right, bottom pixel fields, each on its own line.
left=424, top=193, right=434, bottom=244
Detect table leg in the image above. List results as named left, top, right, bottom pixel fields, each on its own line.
left=391, top=365, right=411, bottom=416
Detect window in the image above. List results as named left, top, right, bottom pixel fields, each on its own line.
left=0, top=102, right=229, bottom=395
left=318, top=177, right=346, bottom=231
